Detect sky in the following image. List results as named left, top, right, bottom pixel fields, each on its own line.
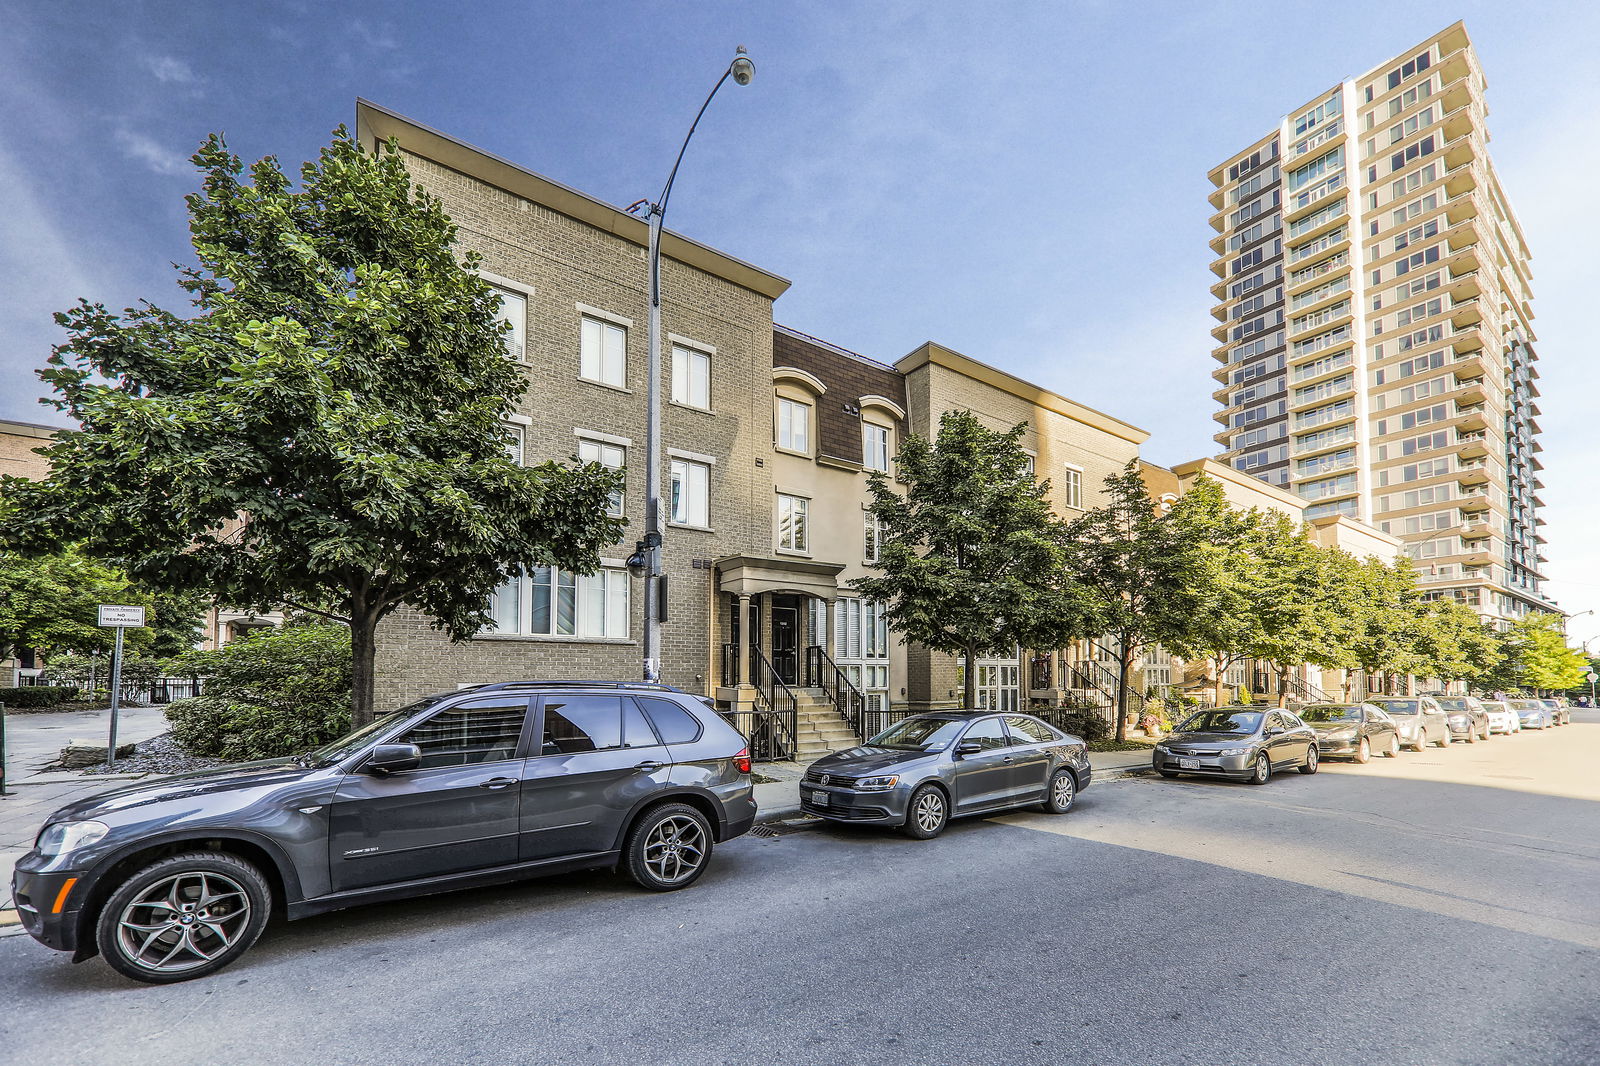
left=2, top=0, right=1598, bottom=642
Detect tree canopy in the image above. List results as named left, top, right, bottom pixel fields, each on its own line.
left=0, top=129, right=623, bottom=722
left=853, top=410, right=1101, bottom=711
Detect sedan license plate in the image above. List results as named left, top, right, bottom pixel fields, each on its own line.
left=1179, top=757, right=1200, bottom=770
left=811, top=790, right=828, bottom=806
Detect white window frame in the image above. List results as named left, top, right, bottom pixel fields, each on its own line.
left=579, top=314, right=628, bottom=389
left=776, top=398, right=811, bottom=455
left=777, top=493, right=809, bottom=553
left=864, top=511, right=883, bottom=563
left=1062, top=465, right=1084, bottom=510
left=503, top=422, right=525, bottom=465
left=863, top=421, right=892, bottom=473
left=670, top=458, right=710, bottom=528
left=670, top=344, right=712, bottom=411
left=577, top=437, right=626, bottom=517
left=488, top=564, right=629, bottom=640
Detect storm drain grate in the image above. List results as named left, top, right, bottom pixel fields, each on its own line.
left=749, top=819, right=822, bottom=837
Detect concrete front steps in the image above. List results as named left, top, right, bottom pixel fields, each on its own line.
left=791, top=689, right=862, bottom=760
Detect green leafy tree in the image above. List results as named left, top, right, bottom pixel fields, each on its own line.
left=1243, top=514, right=1360, bottom=707
left=1503, top=613, right=1588, bottom=693
left=853, top=410, right=1102, bottom=711
left=0, top=548, right=156, bottom=660
left=1411, top=599, right=1498, bottom=686
left=0, top=130, right=623, bottom=725
left=1065, top=465, right=1237, bottom=741
left=1347, top=557, right=1426, bottom=695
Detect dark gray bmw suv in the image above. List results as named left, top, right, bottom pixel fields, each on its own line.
left=11, top=682, right=754, bottom=984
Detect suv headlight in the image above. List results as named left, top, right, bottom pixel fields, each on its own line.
left=36, top=820, right=110, bottom=857
left=854, top=775, right=899, bottom=792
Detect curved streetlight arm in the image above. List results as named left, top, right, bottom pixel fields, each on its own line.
left=638, top=49, right=753, bottom=683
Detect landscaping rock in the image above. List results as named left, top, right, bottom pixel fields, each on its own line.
left=80, top=732, right=226, bottom=776
left=54, top=739, right=137, bottom=769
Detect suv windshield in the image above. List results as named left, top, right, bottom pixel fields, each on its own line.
left=303, top=696, right=446, bottom=765
left=1175, top=711, right=1262, bottom=735
left=1368, top=699, right=1420, bottom=715
left=868, top=716, right=967, bottom=751
left=1299, top=705, right=1361, bottom=723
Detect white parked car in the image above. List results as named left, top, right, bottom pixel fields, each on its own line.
left=1482, top=700, right=1520, bottom=735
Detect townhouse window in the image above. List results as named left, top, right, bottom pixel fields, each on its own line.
left=863, top=422, right=891, bottom=473
left=580, top=316, right=627, bottom=388
left=776, top=398, right=811, bottom=454
left=578, top=438, right=625, bottom=517
left=864, top=512, right=883, bottom=563
left=489, top=565, right=628, bottom=639
left=670, top=458, right=709, bottom=527
left=835, top=598, right=889, bottom=661
left=504, top=423, right=524, bottom=465
left=671, top=345, right=711, bottom=410
left=777, top=493, right=809, bottom=553
left=1062, top=466, right=1084, bottom=510
left=493, top=288, right=527, bottom=361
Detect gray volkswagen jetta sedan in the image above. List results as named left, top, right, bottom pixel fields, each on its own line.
left=11, top=682, right=754, bottom=984
left=800, top=712, right=1091, bottom=838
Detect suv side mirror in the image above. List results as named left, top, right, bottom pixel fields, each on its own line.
left=954, top=741, right=982, bottom=757
left=366, top=743, right=422, bottom=775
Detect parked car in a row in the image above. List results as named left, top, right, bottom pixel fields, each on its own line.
left=1365, top=697, right=1451, bottom=750
left=801, top=712, right=1092, bottom=837
left=13, top=682, right=756, bottom=985
left=1151, top=708, right=1320, bottom=783
left=1482, top=700, right=1522, bottom=735
left=1511, top=698, right=1554, bottom=730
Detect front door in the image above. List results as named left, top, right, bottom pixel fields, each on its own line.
left=771, top=605, right=799, bottom=685
left=952, top=717, right=1014, bottom=811
left=328, top=695, right=531, bottom=892
left=519, top=694, right=675, bottom=861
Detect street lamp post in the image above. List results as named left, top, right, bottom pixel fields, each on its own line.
left=629, top=47, right=755, bottom=683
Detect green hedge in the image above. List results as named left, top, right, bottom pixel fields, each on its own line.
left=0, top=685, right=83, bottom=708
left=165, top=623, right=352, bottom=762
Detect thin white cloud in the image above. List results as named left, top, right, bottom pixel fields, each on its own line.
left=143, top=54, right=198, bottom=84
left=114, top=128, right=190, bottom=176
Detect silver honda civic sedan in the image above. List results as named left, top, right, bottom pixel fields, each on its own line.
left=799, top=711, right=1091, bottom=839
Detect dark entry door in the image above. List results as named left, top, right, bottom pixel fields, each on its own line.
left=771, top=605, right=799, bottom=685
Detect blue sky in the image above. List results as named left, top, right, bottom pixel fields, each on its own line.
left=3, top=0, right=1598, bottom=640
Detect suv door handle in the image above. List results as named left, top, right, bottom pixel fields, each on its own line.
left=634, top=761, right=665, bottom=772
left=478, top=777, right=517, bottom=790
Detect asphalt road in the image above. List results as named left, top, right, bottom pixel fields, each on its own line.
left=4, top=712, right=1598, bottom=1066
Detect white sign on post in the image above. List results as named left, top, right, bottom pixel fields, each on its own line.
left=1588, top=672, right=1598, bottom=683
left=97, top=604, right=146, bottom=770
left=98, top=605, right=146, bottom=628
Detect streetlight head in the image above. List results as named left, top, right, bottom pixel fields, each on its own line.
left=730, top=46, right=754, bottom=86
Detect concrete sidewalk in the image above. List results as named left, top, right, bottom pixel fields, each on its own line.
left=0, top=704, right=173, bottom=920
left=752, top=744, right=1155, bottom=824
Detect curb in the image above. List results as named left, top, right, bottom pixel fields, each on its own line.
left=1, top=772, right=153, bottom=788
left=754, top=804, right=803, bottom=826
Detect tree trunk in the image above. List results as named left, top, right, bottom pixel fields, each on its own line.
left=1276, top=663, right=1290, bottom=708
left=1212, top=656, right=1226, bottom=707
left=350, top=610, right=378, bottom=728
left=1114, top=640, right=1134, bottom=744
left=962, top=642, right=978, bottom=711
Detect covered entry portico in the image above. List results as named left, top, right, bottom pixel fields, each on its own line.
left=713, top=555, right=845, bottom=692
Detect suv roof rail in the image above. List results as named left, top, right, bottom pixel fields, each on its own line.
left=461, top=681, right=687, bottom=694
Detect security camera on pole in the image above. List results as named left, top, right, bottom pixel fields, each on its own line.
left=628, top=46, right=755, bottom=683
left=98, top=604, right=146, bottom=770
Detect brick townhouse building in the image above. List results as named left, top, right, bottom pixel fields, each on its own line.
left=355, top=100, right=1171, bottom=746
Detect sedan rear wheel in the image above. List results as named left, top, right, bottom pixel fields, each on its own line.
left=1408, top=734, right=1427, bottom=753
left=1246, top=754, right=1271, bottom=786
left=1298, top=745, right=1319, bottom=775
left=1383, top=735, right=1400, bottom=758
left=1040, top=769, right=1077, bottom=814
left=1434, top=732, right=1449, bottom=748
left=1353, top=738, right=1371, bottom=764
left=1464, top=728, right=1477, bottom=744
left=902, top=784, right=949, bottom=840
